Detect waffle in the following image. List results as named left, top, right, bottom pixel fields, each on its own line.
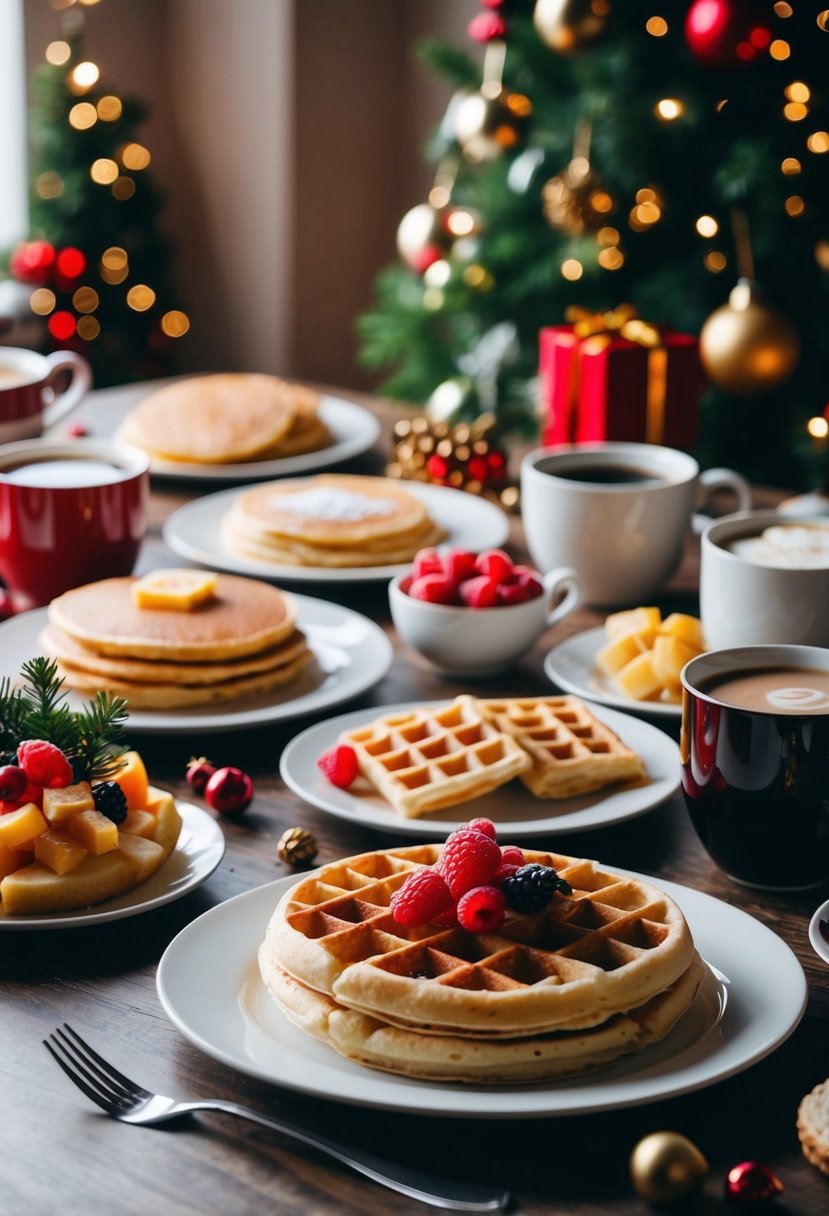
left=261, top=845, right=696, bottom=1039
left=339, top=697, right=532, bottom=818
left=475, top=696, right=647, bottom=799
left=260, top=952, right=705, bottom=1083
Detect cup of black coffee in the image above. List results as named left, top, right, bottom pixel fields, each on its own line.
left=680, top=644, right=829, bottom=890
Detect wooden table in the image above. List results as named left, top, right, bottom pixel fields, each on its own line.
left=4, top=384, right=829, bottom=1216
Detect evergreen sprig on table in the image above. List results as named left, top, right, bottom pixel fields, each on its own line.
left=0, top=657, right=129, bottom=783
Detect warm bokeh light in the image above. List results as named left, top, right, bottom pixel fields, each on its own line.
left=69, top=102, right=97, bottom=130
left=598, top=226, right=620, bottom=245
left=112, top=176, right=136, bottom=200
left=428, top=186, right=451, bottom=209
left=781, top=157, right=801, bottom=174
left=126, top=285, right=156, bottom=312
left=704, top=251, right=727, bottom=272
left=45, top=40, right=71, bottom=66
left=422, top=287, right=445, bottom=311
left=774, top=1, right=793, bottom=14
left=784, top=102, right=808, bottom=122
left=785, top=195, right=805, bottom=216
left=818, top=10, right=829, bottom=30
left=161, top=310, right=191, bottom=338
left=506, top=92, right=533, bottom=119
left=816, top=241, right=829, bottom=270
left=636, top=188, right=658, bottom=203
left=446, top=209, right=475, bottom=237
left=770, top=39, right=791, bottom=59
left=100, top=265, right=128, bottom=285
left=90, top=158, right=119, bottom=184
left=72, top=286, right=99, bottom=313
left=655, top=98, right=684, bottom=121
left=462, top=264, right=493, bottom=290
left=808, top=415, right=829, bottom=439
left=561, top=259, right=583, bottom=281
left=29, top=289, right=56, bottom=316
left=68, top=61, right=100, bottom=93
left=423, top=259, right=451, bottom=287
left=807, top=131, right=829, bottom=153
left=785, top=82, right=811, bottom=103
left=96, top=95, right=122, bottom=121
left=598, top=247, right=624, bottom=270
left=589, top=190, right=614, bottom=213
left=35, top=172, right=63, bottom=199
left=646, top=16, right=668, bottom=36
left=696, top=215, right=718, bottom=237
left=120, top=143, right=151, bottom=171
left=101, top=246, right=128, bottom=270
left=76, top=316, right=101, bottom=340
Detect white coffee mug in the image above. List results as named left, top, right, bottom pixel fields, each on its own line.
left=520, top=442, right=751, bottom=607
left=0, top=346, right=92, bottom=443
left=700, top=510, right=829, bottom=648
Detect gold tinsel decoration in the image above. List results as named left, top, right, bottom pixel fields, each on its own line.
left=277, top=827, right=318, bottom=867
left=387, top=413, right=519, bottom=512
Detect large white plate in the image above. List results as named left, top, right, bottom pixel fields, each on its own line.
left=279, top=700, right=680, bottom=838
left=1, top=801, right=224, bottom=931
left=0, top=596, right=393, bottom=736
left=156, top=872, right=806, bottom=1118
left=162, top=480, right=511, bottom=584
left=61, top=389, right=382, bottom=483
left=545, top=627, right=681, bottom=720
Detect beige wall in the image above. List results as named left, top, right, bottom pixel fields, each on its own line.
left=23, top=0, right=478, bottom=389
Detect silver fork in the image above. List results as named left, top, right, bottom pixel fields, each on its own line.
left=44, top=1024, right=509, bottom=1213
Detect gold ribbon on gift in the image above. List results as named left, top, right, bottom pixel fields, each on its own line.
left=563, top=304, right=669, bottom=444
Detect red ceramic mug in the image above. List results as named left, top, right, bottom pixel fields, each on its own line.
left=0, top=438, right=150, bottom=610
left=0, top=347, right=92, bottom=441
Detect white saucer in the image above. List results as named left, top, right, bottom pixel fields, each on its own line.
left=162, top=480, right=510, bottom=584
left=544, top=627, right=681, bottom=720
left=0, top=801, right=224, bottom=930
left=279, top=699, right=680, bottom=838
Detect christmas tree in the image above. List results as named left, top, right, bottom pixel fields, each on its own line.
left=2, top=6, right=189, bottom=386
left=358, top=1, right=829, bottom=490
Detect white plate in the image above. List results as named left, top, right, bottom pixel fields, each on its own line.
left=162, top=481, right=511, bottom=584
left=0, top=597, right=393, bottom=736
left=0, top=801, right=224, bottom=930
left=808, top=898, right=829, bottom=966
left=279, top=700, right=680, bottom=838
left=545, top=627, right=681, bottom=720
left=156, top=871, right=806, bottom=1118
left=62, top=389, right=381, bottom=483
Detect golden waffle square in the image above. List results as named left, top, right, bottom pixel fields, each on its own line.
left=262, top=845, right=696, bottom=1039
left=339, top=696, right=532, bottom=818
left=475, top=695, right=647, bottom=799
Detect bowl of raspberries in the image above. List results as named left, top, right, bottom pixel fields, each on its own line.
left=389, top=546, right=580, bottom=674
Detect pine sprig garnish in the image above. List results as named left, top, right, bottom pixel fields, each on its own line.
left=0, top=657, right=129, bottom=782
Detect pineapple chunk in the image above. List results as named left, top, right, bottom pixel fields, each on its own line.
left=596, top=632, right=645, bottom=676
left=42, top=781, right=95, bottom=824
left=0, top=851, right=142, bottom=915
left=615, top=651, right=664, bottom=701
left=122, top=809, right=156, bottom=838
left=131, top=569, right=218, bottom=611
left=34, top=830, right=88, bottom=875
left=652, top=635, right=700, bottom=692
left=604, top=607, right=662, bottom=640
left=0, top=803, right=48, bottom=849
left=66, top=809, right=119, bottom=855
left=659, top=613, right=706, bottom=650
left=0, top=843, right=28, bottom=880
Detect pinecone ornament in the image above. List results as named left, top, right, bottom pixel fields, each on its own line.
left=278, top=827, right=318, bottom=866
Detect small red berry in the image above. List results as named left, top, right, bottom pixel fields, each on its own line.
left=474, top=549, right=513, bottom=585
left=501, top=845, right=526, bottom=866
left=17, top=740, right=73, bottom=789
left=441, top=549, right=477, bottom=586
left=437, top=827, right=502, bottom=899
left=316, top=745, right=359, bottom=789
left=186, top=756, right=216, bottom=795
left=390, top=867, right=454, bottom=927
left=66, top=421, right=89, bottom=437
left=398, top=575, right=413, bottom=594
left=496, top=581, right=533, bottom=606
left=458, top=575, right=498, bottom=608
left=467, top=817, right=497, bottom=839
left=411, top=548, right=443, bottom=581
left=457, top=885, right=506, bottom=933
left=515, top=571, right=543, bottom=599
left=408, top=573, right=458, bottom=605
left=0, top=765, right=28, bottom=803
left=204, top=766, right=254, bottom=815
left=494, top=862, right=521, bottom=884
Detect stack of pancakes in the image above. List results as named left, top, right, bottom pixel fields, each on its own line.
left=259, top=845, right=704, bottom=1084
left=117, top=373, right=331, bottom=465
left=221, top=474, right=447, bottom=568
left=40, top=573, right=313, bottom=709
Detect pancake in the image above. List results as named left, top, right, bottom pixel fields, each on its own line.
left=117, top=374, right=302, bottom=464
left=48, top=573, right=297, bottom=661
left=221, top=512, right=446, bottom=568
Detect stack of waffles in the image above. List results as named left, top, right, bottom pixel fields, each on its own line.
left=117, top=373, right=331, bottom=465
left=338, top=694, right=647, bottom=817
left=220, top=474, right=447, bottom=568
left=259, top=844, right=704, bottom=1083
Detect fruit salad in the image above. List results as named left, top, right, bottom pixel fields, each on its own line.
left=399, top=547, right=543, bottom=608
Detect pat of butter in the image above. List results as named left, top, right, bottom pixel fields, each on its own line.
left=131, top=569, right=218, bottom=610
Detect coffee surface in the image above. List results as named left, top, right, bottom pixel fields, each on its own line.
left=540, top=461, right=666, bottom=485
left=0, top=367, right=31, bottom=387
left=703, top=666, right=829, bottom=713
left=728, top=523, right=829, bottom=568
left=2, top=458, right=124, bottom=488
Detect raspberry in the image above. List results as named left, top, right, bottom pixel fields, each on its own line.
left=391, top=867, right=453, bottom=927
left=458, top=575, right=498, bottom=608
left=316, top=745, right=359, bottom=789
left=17, top=740, right=73, bottom=789
left=467, top=817, right=497, bottom=839
left=494, top=862, right=520, bottom=884
left=515, top=571, right=543, bottom=599
left=502, top=863, right=573, bottom=914
left=457, top=885, right=506, bottom=933
left=441, top=549, right=477, bottom=585
left=411, top=548, right=443, bottom=581
left=408, top=573, right=458, bottom=605
left=474, top=549, right=513, bottom=585
left=398, top=575, right=413, bottom=594
left=496, top=581, right=535, bottom=606
left=500, top=845, right=526, bottom=866
left=92, top=781, right=128, bottom=825
left=437, top=827, right=502, bottom=899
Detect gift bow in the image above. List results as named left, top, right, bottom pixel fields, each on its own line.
left=564, top=304, right=662, bottom=349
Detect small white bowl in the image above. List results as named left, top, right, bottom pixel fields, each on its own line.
left=808, top=897, right=829, bottom=967
left=388, top=566, right=580, bottom=676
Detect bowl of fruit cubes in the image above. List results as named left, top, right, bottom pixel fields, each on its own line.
left=389, top=547, right=580, bottom=675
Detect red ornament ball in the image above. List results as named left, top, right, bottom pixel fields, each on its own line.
left=204, top=766, right=254, bottom=815
left=186, top=756, right=216, bottom=795
left=724, top=1161, right=784, bottom=1206
left=9, top=239, right=56, bottom=284
left=468, top=11, right=507, bottom=41
left=685, top=0, right=773, bottom=67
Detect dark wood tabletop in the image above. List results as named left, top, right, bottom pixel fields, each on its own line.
left=4, top=383, right=829, bottom=1216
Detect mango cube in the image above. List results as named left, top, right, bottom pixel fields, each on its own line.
left=34, top=830, right=88, bottom=875
left=659, top=613, right=706, bottom=651
left=615, top=651, right=663, bottom=701
left=0, top=803, right=48, bottom=849
left=596, top=632, right=644, bottom=676
left=652, top=635, right=700, bottom=691
left=66, top=809, right=118, bottom=855
left=42, top=781, right=95, bottom=824
left=0, top=843, right=28, bottom=880
left=605, top=607, right=662, bottom=640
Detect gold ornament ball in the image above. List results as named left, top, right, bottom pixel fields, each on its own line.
left=396, top=203, right=452, bottom=272
left=700, top=280, right=800, bottom=396
left=277, top=827, right=318, bottom=867
left=533, top=0, right=610, bottom=53
left=630, top=1132, right=709, bottom=1205
left=455, top=88, right=529, bottom=164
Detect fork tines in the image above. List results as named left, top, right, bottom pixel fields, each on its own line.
left=44, top=1023, right=147, bottom=1114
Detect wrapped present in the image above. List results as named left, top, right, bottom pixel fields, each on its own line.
left=539, top=305, right=702, bottom=449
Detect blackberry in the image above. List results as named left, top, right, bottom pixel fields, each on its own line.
left=92, top=781, right=128, bottom=825
left=502, top=863, right=572, bottom=914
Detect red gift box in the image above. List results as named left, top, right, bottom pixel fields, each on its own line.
left=539, top=307, right=702, bottom=450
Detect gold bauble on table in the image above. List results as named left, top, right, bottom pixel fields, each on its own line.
left=454, top=86, right=531, bottom=164
left=533, top=0, right=610, bottom=53
left=630, top=1131, right=709, bottom=1204
left=700, top=279, right=800, bottom=396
